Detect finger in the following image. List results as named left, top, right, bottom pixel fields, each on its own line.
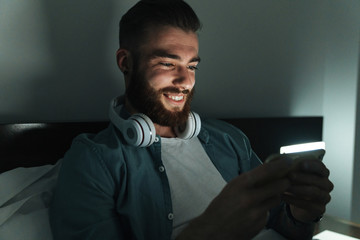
left=288, top=172, right=334, bottom=192
left=240, top=157, right=293, bottom=188
left=259, top=192, right=285, bottom=211
left=246, top=178, right=290, bottom=206
left=291, top=158, right=330, bottom=177
left=284, top=185, right=331, bottom=204
left=282, top=194, right=326, bottom=216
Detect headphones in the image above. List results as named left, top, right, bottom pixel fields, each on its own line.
left=109, top=96, right=201, bottom=147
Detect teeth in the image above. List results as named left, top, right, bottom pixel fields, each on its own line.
left=168, top=95, right=183, bottom=101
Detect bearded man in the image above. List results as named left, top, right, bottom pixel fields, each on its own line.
left=49, top=1, right=333, bottom=240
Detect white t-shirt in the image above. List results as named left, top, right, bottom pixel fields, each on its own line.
left=161, top=137, right=227, bottom=239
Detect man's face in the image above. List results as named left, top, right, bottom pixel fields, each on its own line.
left=126, top=26, right=200, bottom=127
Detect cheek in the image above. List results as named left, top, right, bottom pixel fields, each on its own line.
left=146, top=70, right=173, bottom=89
left=189, top=72, right=196, bottom=84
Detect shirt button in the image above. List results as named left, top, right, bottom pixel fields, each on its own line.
left=168, top=213, right=174, bottom=220
left=158, top=166, right=165, bottom=172
left=155, top=137, right=159, bottom=142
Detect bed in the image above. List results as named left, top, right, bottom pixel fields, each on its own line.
left=0, top=117, right=323, bottom=239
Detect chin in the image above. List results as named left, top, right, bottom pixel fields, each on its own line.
left=161, top=102, right=184, bottom=112
left=165, top=106, right=183, bottom=113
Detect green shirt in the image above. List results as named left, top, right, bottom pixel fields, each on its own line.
left=49, top=117, right=312, bottom=240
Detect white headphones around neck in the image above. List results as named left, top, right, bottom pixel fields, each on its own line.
left=109, top=96, right=201, bottom=147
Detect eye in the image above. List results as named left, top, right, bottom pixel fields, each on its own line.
left=160, top=62, right=174, bottom=67
left=188, top=65, right=199, bottom=71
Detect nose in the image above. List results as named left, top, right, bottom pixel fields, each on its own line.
left=172, top=65, right=195, bottom=90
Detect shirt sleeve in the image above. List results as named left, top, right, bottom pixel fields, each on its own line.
left=267, top=203, right=315, bottom=239
left=202, top=119, right=315, bottom=239
left=49, top=137, right=125, bottom=240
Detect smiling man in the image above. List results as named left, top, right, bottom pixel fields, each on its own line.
left=49, top=1, right=333, bottom=240
left=118, top=26, right=199, bottom=135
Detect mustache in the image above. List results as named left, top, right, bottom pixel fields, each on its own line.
left=160, top=87, right=190, bottom=94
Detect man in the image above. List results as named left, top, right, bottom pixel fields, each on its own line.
left=49, top=0, right=334, bottom=239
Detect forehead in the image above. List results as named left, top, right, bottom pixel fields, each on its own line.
left=139, top=26, right=199, bottom=58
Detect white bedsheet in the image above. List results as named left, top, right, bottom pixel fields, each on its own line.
left=0, top=160, right=301, bottom=240
left=0, top=160, right=62, bottom=240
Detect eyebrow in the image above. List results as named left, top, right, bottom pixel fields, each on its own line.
left=149, top=49, right=201, bottom=63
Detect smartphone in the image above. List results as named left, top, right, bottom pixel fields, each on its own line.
left=265, top=141, right=326, bottom=163
left=280, top=141, right=325, bottom=161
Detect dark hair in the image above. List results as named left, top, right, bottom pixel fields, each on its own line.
left=119, top=0, right=201, bottom=51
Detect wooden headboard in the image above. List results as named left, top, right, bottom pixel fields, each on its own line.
left=0, top=117, right=323, bottom=173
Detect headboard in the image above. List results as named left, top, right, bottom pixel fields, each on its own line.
left=224, top=117, right=323, bottom=161
left=0, top=117, right=323, bottom=173
left=0, top=122, right=108, bottom=173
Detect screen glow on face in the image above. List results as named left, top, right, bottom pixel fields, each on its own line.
left=280, top=141, right=325, bottom=154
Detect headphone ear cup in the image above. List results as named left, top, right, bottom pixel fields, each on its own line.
left=128, top=113, right=156, bottom=147
left=108, top=97, right=156, bottom=147
left=121, top=120, right=142, bottom=147
left=175, top=111, right=201, bottom=140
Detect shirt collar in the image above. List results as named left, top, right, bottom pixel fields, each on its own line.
left=197, top=127, right=210, bottom=144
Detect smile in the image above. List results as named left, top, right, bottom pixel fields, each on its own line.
left=164, top=94, right=185, bottom=102
left=168, top=95, right=183, bottom=101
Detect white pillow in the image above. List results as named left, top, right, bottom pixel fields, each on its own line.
left=0, top=160, right=62, bottom=240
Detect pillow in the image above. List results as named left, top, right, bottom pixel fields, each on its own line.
left=0, top=160, right=62, bottom=240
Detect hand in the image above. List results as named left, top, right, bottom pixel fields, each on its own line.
left=282, top=157, right=334, bottom=223
left=177, top=158, right=292, bottom=240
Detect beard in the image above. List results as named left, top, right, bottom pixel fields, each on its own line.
left=126, top=69, right=194, bottom=127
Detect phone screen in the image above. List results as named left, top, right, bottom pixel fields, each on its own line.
left=280, top=141, right=326, bottom=161
left=265, top=141, right=326, bottom=163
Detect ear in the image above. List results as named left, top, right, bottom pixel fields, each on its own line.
left=116, top=48, right=130, bottom=75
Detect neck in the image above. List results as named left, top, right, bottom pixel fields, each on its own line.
left=154, top=123, right=177, bottom=138
left=124, top=97, right=137, bottom=115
